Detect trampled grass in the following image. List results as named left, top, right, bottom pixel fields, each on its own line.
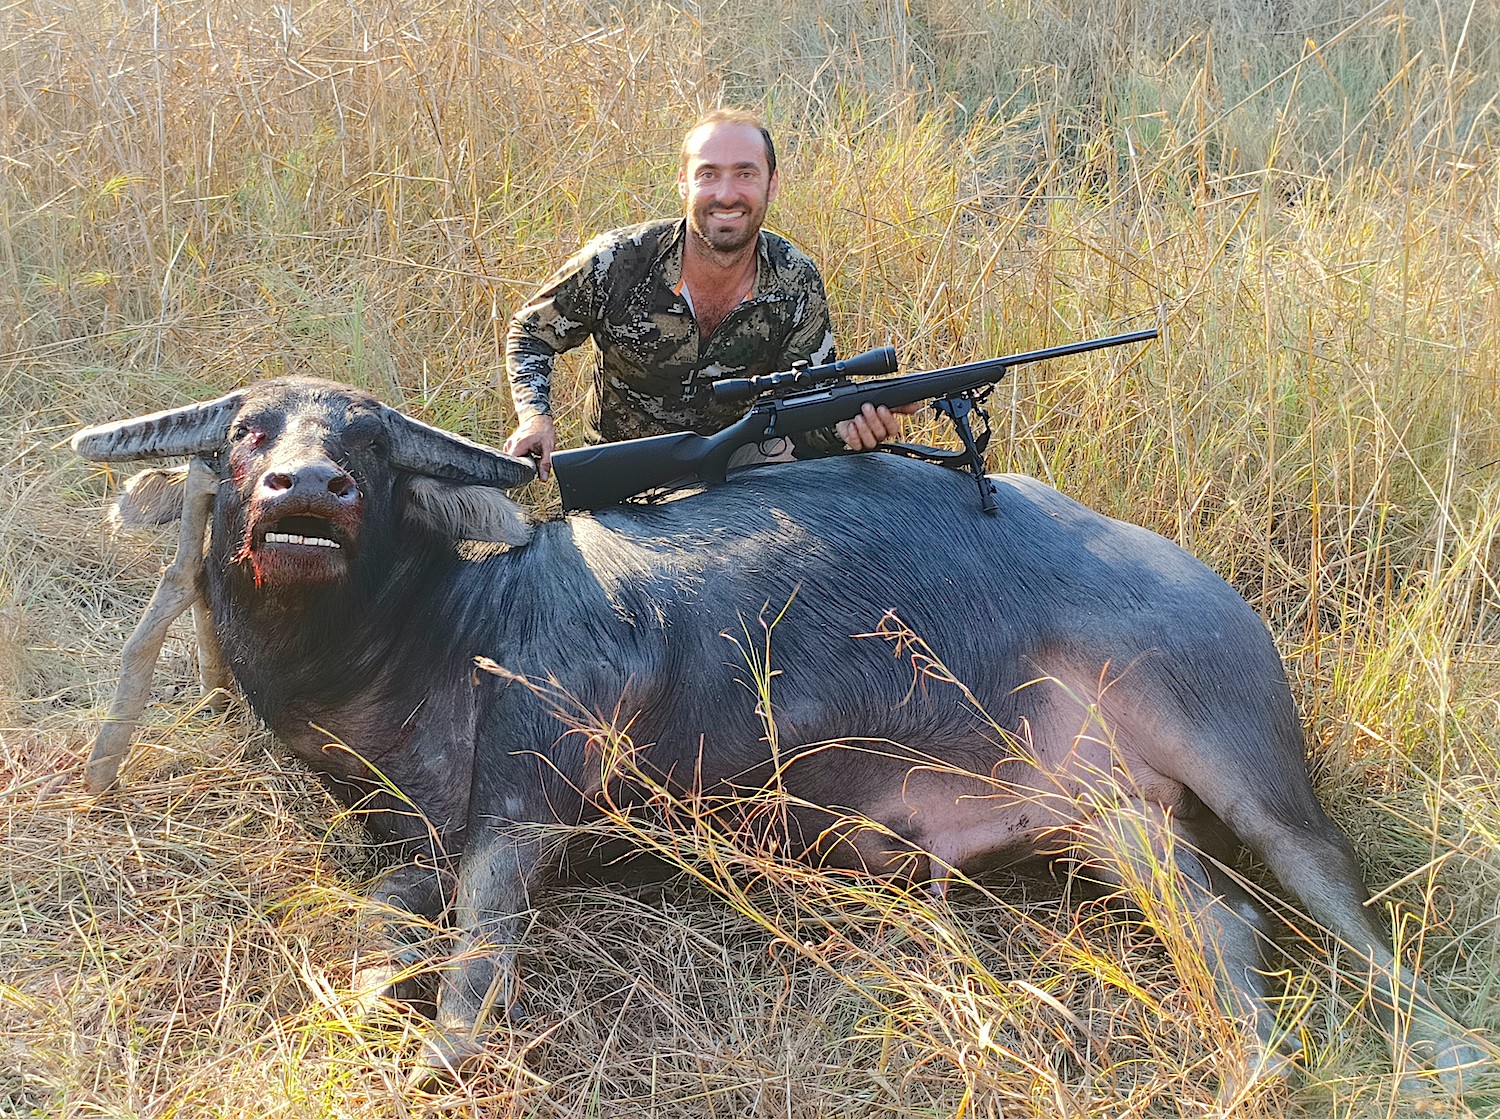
left=2, top=0, right=1498, bottom=1115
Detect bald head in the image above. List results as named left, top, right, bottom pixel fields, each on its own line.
left=680, top=108, right=777, bottom=177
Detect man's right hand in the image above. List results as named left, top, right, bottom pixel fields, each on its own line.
left=836, top=400, right=923, bottom=451
left=503, top=415, right=557, bottom=481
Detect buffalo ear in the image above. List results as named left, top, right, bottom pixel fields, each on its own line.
left=112, top=466, right=192, bottom=528
left=402, top=476, right=533, bottom=547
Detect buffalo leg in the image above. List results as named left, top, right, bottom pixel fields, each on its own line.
left=191, top=598, right=231, bottom=710
left=360, top=861, right=451, bottom=1008
left=1234, top=810, right=1487, bottom=1090
left=85, top=457, right=217, bottom=792
left=1072, top=800, right=1295, bottom=1084
left=428, top=822, right=545, bottom=1073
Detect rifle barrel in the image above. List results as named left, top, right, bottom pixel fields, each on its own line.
left=974, top=328, right=1159, bottom=371
left=895, top=328, right=1159, bottom=389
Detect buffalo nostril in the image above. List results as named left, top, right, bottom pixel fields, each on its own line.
left=328, top=473, right=356, bottom=500
left=263, top=471, right=294, bottom=493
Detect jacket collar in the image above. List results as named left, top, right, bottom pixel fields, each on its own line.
left=656, top=218, right=777, bottom=300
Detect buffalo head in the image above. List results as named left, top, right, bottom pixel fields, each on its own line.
left=74, top=379, right=538, bottom=591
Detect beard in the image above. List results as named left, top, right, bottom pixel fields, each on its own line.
left=686, top=192, right=767, bottom=254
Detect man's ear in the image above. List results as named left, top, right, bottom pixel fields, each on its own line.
left=767, top=169, right=780, bottom=206
left=677, top=167, right=689, bottom=202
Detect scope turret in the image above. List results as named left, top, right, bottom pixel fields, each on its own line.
left=711, top=344, right=899, bottom=403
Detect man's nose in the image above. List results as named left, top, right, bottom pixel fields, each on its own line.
left=706, top=177, right=740, bottom=201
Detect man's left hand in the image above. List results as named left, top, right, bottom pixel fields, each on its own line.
left=837, top=401, right=924, bottom=451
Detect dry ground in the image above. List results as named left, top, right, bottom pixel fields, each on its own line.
left=3, top=1, right=1499, bottom=1115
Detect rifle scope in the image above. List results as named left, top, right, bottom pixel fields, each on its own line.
left=711, top=344, right=898, bottom=404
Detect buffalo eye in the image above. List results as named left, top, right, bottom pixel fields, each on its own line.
left=229, top=423, right=265, bottom=447
left=342, top=413, right=388, bottom=456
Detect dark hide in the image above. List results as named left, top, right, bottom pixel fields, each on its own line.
left=80, top=378, right=1483, bottom=1089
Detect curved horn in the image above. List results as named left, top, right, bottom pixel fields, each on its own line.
left=72, top=392, right=247, bottom=462
left=382, top=408, right=537, bottom=489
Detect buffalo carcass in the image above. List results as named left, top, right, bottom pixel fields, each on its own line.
left=74, top=377, right=1482, bottom=1086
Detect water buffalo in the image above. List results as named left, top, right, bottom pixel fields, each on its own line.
left=73, top=377, right=1482, bottom=1089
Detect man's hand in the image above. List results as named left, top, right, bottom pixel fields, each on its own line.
left=836, top=401, right=924, bottom=451
left=503, top=415, right=557, bottom=481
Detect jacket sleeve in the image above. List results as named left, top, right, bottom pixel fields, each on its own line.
left=504, top=239, right=607, bottom=421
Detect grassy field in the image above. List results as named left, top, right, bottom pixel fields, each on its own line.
left=2, top=0, right=1498, bottom=1115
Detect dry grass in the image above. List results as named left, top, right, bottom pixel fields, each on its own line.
left=2, top=0, right=1498, bottom=1115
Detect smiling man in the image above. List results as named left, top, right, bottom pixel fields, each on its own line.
left=502, top=108, right=907, bottom=481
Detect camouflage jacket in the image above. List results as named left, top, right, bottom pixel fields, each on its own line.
left=506, top=218, right=839, bottom=449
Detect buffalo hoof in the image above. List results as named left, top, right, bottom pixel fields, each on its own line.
left=407, top=1029, right=493, bottom=1091
left=1400, top=1036, right=1496, bottom=1101
left=1214, top=1038, right=1301, bottom=1109
left=406, top=998, right=536, bottom=1091
left=351, top=957, right=437, bottom=1018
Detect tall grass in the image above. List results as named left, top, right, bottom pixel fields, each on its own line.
left=2, top=0, right=1497, bottom=1115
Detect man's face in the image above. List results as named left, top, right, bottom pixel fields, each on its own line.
left=678, top=122, right=779, bottom=255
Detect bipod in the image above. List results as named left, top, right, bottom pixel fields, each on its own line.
left=879, top=389, right=999, bottom=514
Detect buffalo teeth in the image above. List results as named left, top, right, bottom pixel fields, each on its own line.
left=264, top=532, right=340, bottom=549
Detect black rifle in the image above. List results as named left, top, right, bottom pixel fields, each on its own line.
left=551, top=328, right=1158, bottom=512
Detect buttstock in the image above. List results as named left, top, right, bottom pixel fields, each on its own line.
left=552, top=431, right=711, bottom=511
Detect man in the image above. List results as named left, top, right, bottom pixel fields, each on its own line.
left=502, top=108, right=909, bottom=480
